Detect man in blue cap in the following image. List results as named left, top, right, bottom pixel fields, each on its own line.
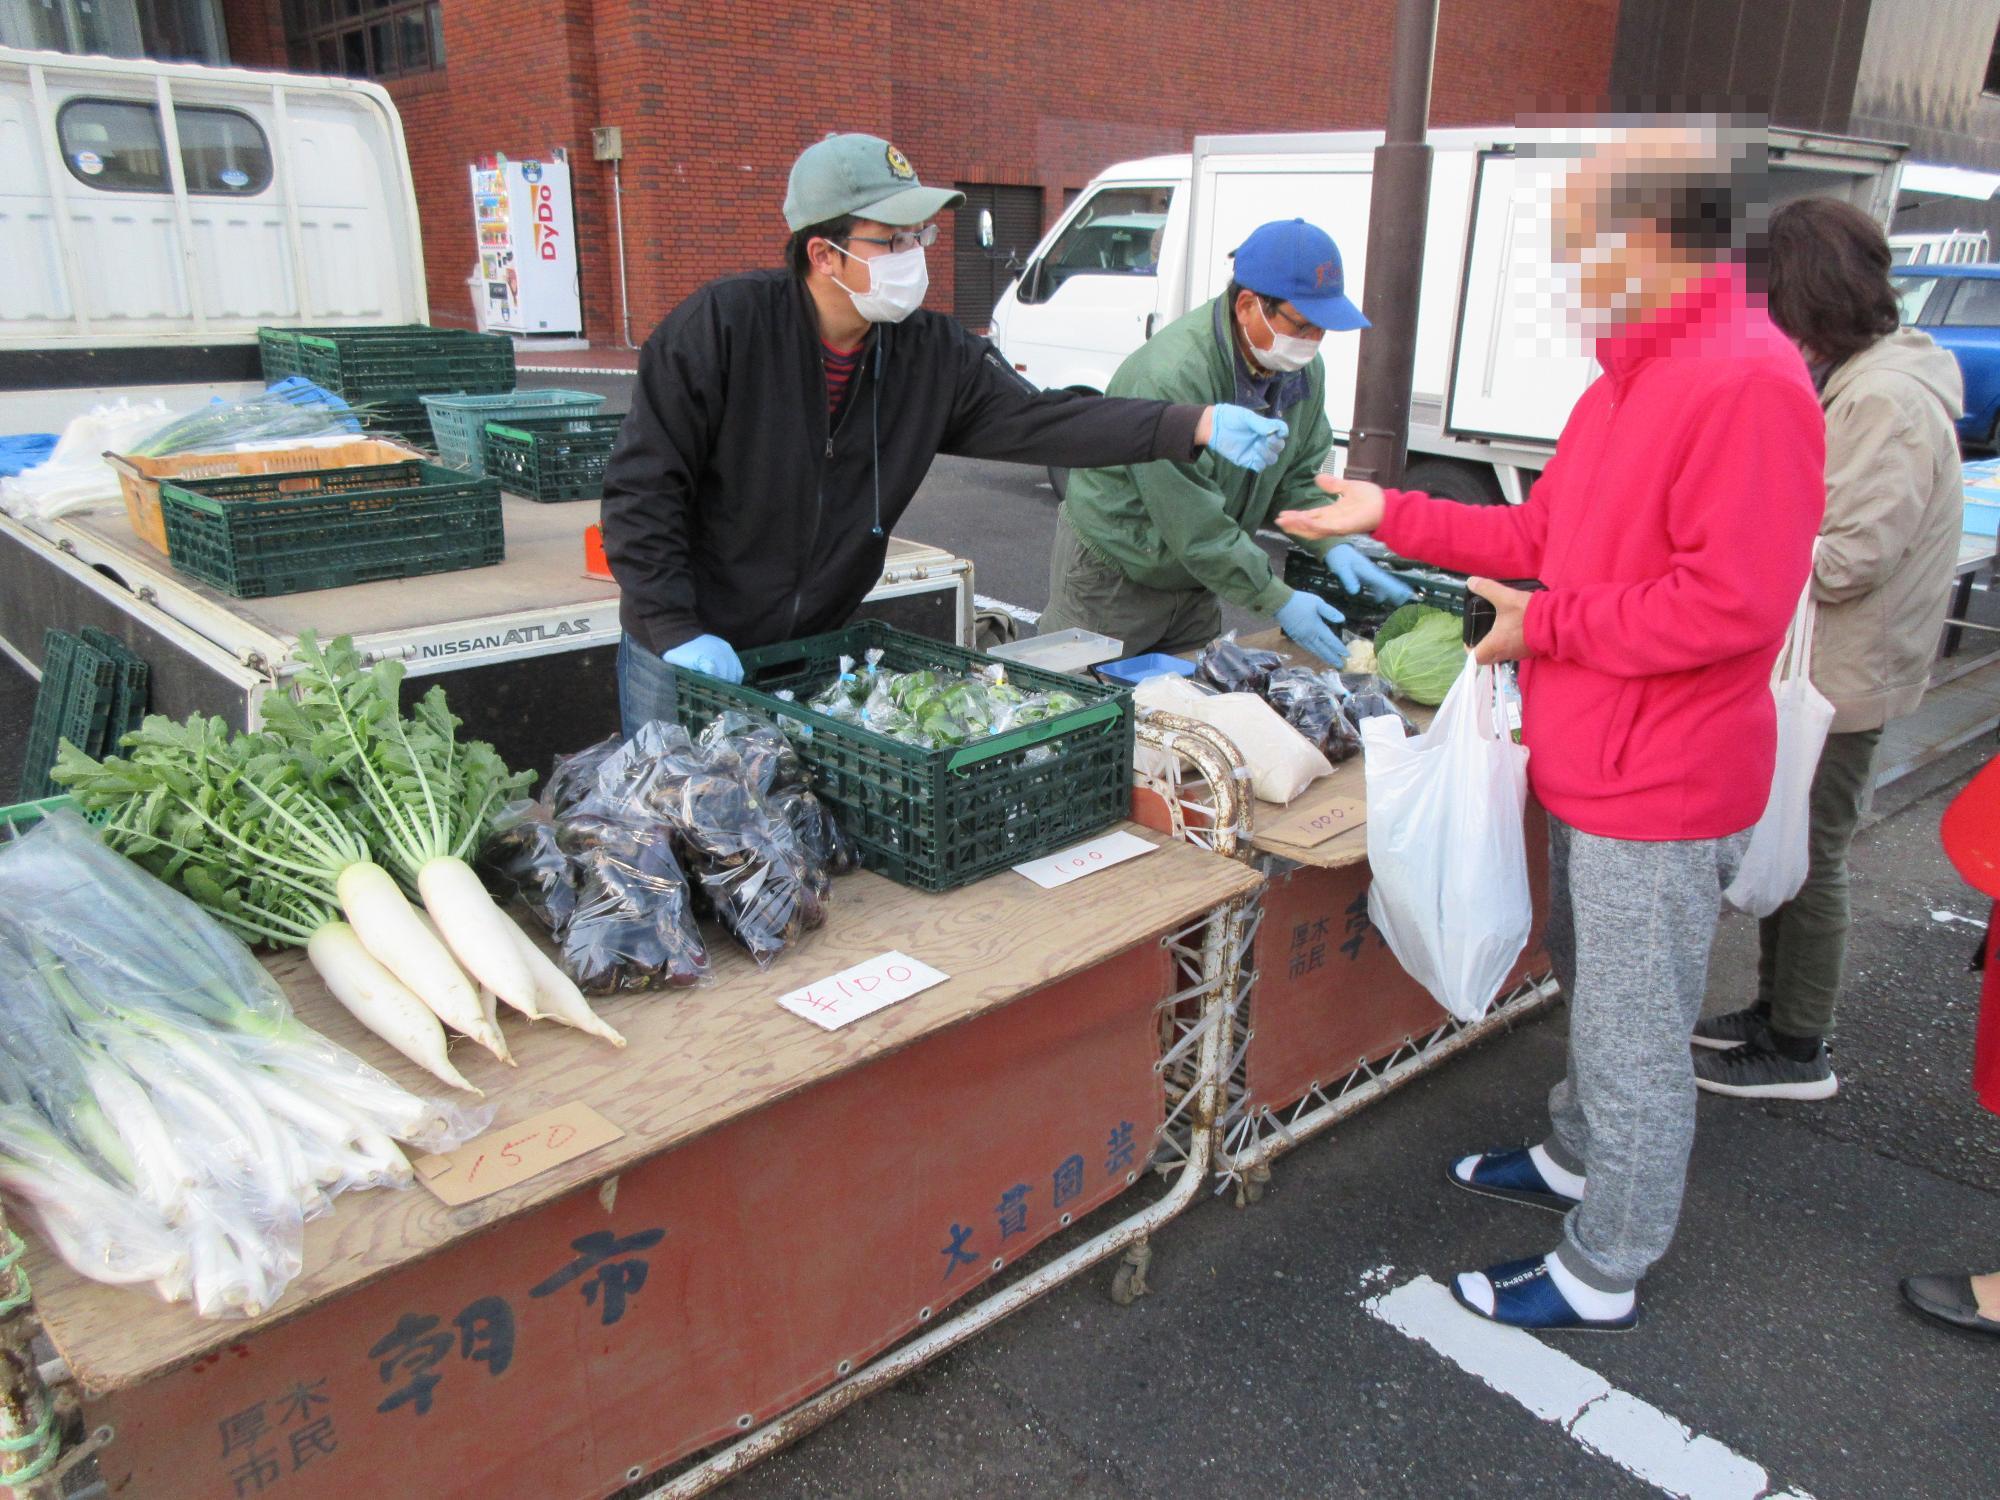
left=602, top=133, right=1289, bottom=735
left=1040, top=218, right=1412, bottom=663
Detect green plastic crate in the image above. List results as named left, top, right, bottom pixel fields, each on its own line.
left=19, top=631, right=119, bottom=800
left=80, top=628, right=148, bottom=740
left=258, top=325, right=515, bottom=405
left=159, top=461, right=504, bottom=599
left=482, top=414, right=623, bottom=501
left=672, top=621, right=1134, bottom=892
left=1283, top=547, right=1470, bottom=636
left=422, top=390, right=607, bottom=473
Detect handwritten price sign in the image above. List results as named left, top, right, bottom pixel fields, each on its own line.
left=777, top=950, right=949, bottom=1031
left=414, top=1102, right=625, bottom=1206
left=1011, top=829, right=1158, bottom=889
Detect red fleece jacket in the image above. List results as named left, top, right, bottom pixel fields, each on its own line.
left=1376, top=266, right=1825, bottom=841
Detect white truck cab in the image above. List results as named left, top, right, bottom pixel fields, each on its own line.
left=0, top=45, right=427, bottom=428
left=991, top=127, right=1905, bottom=505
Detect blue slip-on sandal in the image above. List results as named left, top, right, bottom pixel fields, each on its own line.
left=1447, top=1148, right=1581, bottom=1215
left=1451, top=1255, right=1638, bottom=1333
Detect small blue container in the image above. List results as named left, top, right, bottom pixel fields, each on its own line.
left=1096, top=653, right=1197, bottom=687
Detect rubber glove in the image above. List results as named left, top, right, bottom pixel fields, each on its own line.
left=1274, top=591, right=1349, bottom=668
left=662, top=633, right=744, bottom=684
left=1327, top=543, right=1417, bottom=607
left=1208, top=405, right=1288, bottom=471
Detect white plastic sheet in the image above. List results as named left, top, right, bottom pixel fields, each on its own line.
left=1361, top=653, right=1532, bottom=1022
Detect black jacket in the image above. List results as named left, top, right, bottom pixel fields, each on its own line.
left=601, top=269, right=1205, bottom=654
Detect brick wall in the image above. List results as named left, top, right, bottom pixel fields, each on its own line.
left=221, top=0, right=288, bottom=70
left=221, top=0, right=1617, bottom=343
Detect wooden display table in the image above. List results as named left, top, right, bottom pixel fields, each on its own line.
left=1128, top=633, right=1557, bottom=1199
left=20, top=829, right=1257, bottom=1499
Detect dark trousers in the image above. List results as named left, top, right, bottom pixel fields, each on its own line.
left=1756, top=728, right=1884, bottom=1041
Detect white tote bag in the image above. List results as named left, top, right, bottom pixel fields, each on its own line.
left=1724, top=570, right=1836, bottom=917
left=1360, top=653, right=1533, bottom=1023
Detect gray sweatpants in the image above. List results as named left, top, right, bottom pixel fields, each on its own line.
left=1539, top=816, right=1748, bottom=1293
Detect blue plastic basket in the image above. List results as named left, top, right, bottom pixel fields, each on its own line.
left=1096, top=653, right=1197, bottom=687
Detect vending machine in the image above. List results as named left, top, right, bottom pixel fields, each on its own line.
left=470, top=152, right=583, bottom=335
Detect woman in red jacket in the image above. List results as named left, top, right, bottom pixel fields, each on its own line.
left=1282, top=135, right=1826, bottom=1331
left=1901, top=755, right=2000, bottom=1334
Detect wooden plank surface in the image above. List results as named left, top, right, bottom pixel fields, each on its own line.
left=26, top=827, right=1257, bottom=1394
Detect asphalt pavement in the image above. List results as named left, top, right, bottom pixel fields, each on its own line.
left=5, top=376, right=2000, bottom=1496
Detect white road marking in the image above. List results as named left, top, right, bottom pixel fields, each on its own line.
left=518, top=364, right=639, bottom=377
left=975, top=594, right=1041, bottom=625
left=1365, top=1276, right=1813, bottom=1500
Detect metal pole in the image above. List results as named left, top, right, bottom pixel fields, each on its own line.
left=1345, top=0, right=1440, bottom=484
left=613, top=158, right=637, bottom=350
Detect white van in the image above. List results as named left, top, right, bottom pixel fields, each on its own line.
left=1890, top=229, right=1991, bottom=266
left=0, top=45, right=426, bottom=426
left=991, top=126, right=1904, bottom=504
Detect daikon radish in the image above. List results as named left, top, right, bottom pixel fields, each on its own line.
left=337, top=863, right=507, bottom=1061
left=508, top=924, right=626, bottom=1048
left=417, top=857, right=540, bottom=1017
left=307, top=922, right=483, bottom=1096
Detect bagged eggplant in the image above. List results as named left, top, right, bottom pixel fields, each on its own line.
left=480, top=800, right=578, bottom=934
left=1266, top=667, right=1363, bottom=765
left=562, top=821, right=708, bottom=993
left=1196, top=632, right=1285, bottom=696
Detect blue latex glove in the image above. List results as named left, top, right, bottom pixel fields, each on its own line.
left=662, top=633, right=744, bottom=684
left=1207, top=405, right=1288, bottom=471
left=1275, top=591, right=1349, bottom=668
left=1327, top=543, right=1417, bottom=607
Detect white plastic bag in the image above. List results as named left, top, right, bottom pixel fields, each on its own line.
left=1361, top=652, right=1532, bottom=1022
left=1724, top=571, right=1835, bottom=917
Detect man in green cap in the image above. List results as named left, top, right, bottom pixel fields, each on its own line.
left=603, top=132, right=1289, bottom=735
left=1040, top=218, right=1413, bottom=666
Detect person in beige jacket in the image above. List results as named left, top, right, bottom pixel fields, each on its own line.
left=1694, top=196, right=1965, bottom=1098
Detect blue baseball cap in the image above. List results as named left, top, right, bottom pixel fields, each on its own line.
left=1230, top=219, right=1368, bottom=332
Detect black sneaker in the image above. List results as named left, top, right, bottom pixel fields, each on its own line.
left=1693, top=1038, right=1837, bottom=1100
left=1691, top=1005, right=1770, bottom=1051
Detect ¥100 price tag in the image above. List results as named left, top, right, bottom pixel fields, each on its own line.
left=1012, top=829, right=1158, bottom=889
left=777, top=951, right=949, bottom=1031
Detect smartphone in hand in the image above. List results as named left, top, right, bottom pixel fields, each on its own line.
left=1462, top=580, right=1545, bottom=648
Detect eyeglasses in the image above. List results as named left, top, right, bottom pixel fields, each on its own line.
left=1268, top=302, right=1325, bottom=338
left=847, top=224, right=940, bottom=255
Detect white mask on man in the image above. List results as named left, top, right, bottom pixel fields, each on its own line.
left=832, top=242, right=929, bottom=323
left=1251, top=301, right=1320, bottom=373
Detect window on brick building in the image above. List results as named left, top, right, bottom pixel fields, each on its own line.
left=953, top=183, right=1044, bottom=329
left=283, top=0, right=443, bottom=79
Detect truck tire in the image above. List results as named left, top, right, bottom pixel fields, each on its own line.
left=1400, top=458, right=1505, bottom=506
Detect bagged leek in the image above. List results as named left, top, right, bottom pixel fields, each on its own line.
left=0, top=811, right=488, bottom=1316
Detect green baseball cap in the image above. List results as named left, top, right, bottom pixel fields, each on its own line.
left=783, top=133, right=965, bottom=231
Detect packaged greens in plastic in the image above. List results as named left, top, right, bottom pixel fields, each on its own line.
left=1266, top=667, right=1363, bottom=764
left=1196, top=632, right=1285, bottom=696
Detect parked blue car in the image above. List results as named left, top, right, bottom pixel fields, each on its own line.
left=1890, top=263, right=2000, bottom=447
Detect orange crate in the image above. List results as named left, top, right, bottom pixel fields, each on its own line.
left=107, top=439, right=427, bottom=553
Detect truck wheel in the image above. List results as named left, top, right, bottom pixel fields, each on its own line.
left=1047, top=465, right=1069, bottom=500
left=1401, top=458, right=1505, bottom=506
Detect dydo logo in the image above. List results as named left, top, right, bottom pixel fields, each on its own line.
left=531, top=184, right=561, bottom=262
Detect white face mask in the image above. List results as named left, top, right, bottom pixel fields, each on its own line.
left=831, top=242, right=929, bottom=323
left=1251, top=301, right=1320, bottom=372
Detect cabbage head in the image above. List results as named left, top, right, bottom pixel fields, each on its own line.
left=1373, top=604, right=1463, bottom=706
